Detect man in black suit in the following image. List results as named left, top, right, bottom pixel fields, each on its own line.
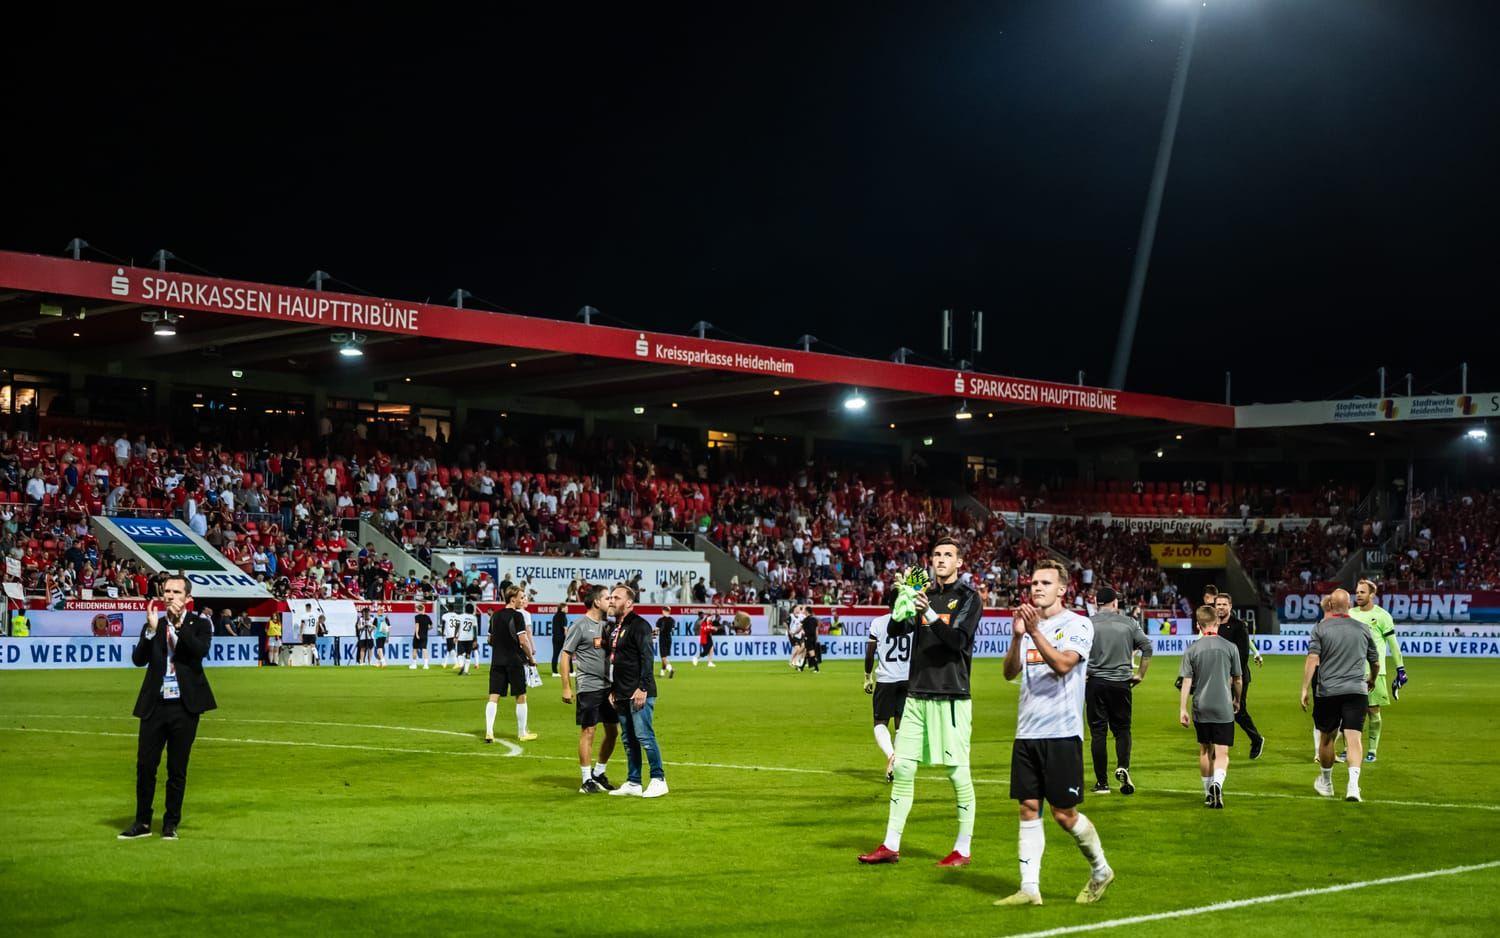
left=118, top=574, right=217, bottom=840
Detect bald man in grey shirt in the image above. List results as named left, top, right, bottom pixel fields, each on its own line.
left=1086, top=588, right=1153, bottom=795
left=1301, top=589, right=1378, bottom=803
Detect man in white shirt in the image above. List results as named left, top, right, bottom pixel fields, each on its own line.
left=297, top=602, right=322, bottom=665
left=114, top=435, right=132, bottom=466
left=996, top=559, right=1113, bottom=908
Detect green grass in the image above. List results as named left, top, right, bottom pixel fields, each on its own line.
left=2, top=656, right=1498, bottom=937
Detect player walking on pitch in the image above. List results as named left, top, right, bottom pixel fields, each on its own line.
left=864, top=598, right=911, bottom=782
left=1178, top=605, right=1242, bottom=809
left=995, top=559, right=1114, bottom=907
left=1347, top=579, right=1406, bottom=762
left=487, top=587, right=540, bottom=743
left=455, top=602, right=480, bottom=676
left=1301, top=589, right=1378, bottom=802
left=858, top=537, right=981, bottom=868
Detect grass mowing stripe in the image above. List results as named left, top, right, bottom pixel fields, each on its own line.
left=996, top=860, right=1500, bottom=938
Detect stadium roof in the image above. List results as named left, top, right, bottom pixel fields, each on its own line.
left=0, top=249, right=1235, bottom=440
left=2, top=249, right=1493, bottom=448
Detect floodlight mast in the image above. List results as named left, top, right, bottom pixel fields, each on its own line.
left=1108, top=1, right=1203, bottom=390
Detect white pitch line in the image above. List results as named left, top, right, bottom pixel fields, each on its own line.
left=1, top=726, right=530, bottom=760
left=10, top=714, right=524, bottom=756
left=8, top=719, right=1500, bottom=807
left=1151, top=786, right=1500, bottom=813
left=996, top=860, right=1500, bottom=938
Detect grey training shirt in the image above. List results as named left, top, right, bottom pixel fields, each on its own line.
left=1087, top=610, right=1153, bottom=682
left=1308, top=614, right=1379, bottom=697
left=562, top=615, right=609, bottom=693
left=1178, top=634, right=1241, bottom=724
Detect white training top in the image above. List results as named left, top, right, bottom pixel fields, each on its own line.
left=1015, top=609, right=1094, bottom=740
left=456, top=614, right=478, bottom=642
left=441, top=613, right=459, bottom=638
left=298, top=613, right=319, bottom=637
left=867, top=613, right=911, bottom=684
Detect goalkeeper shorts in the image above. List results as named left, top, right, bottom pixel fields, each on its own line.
left=893, top=697, right=971, bottom=766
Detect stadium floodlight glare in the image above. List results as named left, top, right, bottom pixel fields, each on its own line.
left=633, top=406, right=646, bottom=415
left=141, top=310, right=179, bottom=336
left=332, top=331, right=367, bottom=357
left=955, top=401, right=973, bottom=421
left=843, top=389, right=868, bottom=412
left=230, top=369, right=244, bottom=379
left=922, top=437, right=934, bottom=447
left=1155, top=448, right=1165, bottom=458
left=1468, top=428, right=1489, bottom=442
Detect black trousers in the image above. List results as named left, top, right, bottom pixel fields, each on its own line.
left=1085, top=678, right=1134, bottom=785
left=550, top=632, right=563, bottom=673
left=135, top=700, right=201, bottom=827
left=1236, top=675, right=1262, bottom=743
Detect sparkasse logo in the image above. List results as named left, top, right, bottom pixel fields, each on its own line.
left=634, top=333, right=649, bottom=357
left=110, top=268, right=130, bottom=297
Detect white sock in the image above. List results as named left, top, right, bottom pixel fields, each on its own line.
left=954, top=833, right=972, bottom=857
left=484, top=701, right=496, bottom=738
left=1212, top=769, right=1225, bottom=788
left=581, top=765, right=593, bottom=783
left=1202, top=776, right=1211, bottom=794
left=593, top=761, right=608, bottom=776
left=1348, top=766, right=1361, bottom=788
left=1069, top=813, right=1110, bottom=879
left=873, top=724, right=894, bottom=759
left=1320, top=766, right=1333, bottom=783
left=1018, top=819, right=1045, bottom=892
left=516, top=703, right=528, bottom=736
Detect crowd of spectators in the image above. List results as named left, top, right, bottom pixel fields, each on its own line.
left=7, top=426, right=1496, bottom=615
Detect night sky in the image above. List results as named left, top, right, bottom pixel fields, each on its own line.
left=6, top=2, right=1497, bottom=405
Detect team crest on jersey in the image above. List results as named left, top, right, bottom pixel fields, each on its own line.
left=1053, top=629, right=1065, bottom=641
left=947, top=599, right=957, bottom=610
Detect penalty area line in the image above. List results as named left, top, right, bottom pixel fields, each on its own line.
left=997, top=860, right=1500, bottom=938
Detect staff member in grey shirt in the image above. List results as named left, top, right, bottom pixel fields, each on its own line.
left=1086, top=588, right=1153, bottom=796
left=1300, top=589, right=1378, bottom=803
left=1178, top=605, right=1241, bottom=810
left=560, top=585, right=619, bottom=794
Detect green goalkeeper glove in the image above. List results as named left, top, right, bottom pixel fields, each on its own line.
left=891, top=566, right=931, bottom=622
left=863, top=671, right=876, bottom=694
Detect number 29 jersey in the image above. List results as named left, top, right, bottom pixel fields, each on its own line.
left=868, top=614, right=911, bottom=684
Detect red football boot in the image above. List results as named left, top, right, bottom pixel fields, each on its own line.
left=936, top=851, right=971, bottom=868
left=857, top=845, right=900, bottom=864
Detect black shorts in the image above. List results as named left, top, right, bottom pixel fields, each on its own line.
left=699, top=640, right=712, bottom=656
left=1313, top=693, right=1368, bottom=734
left=1010, top=737, right=1085, bottom=809
left=575, top=689, right=611, bottom=727
left=1194, top=721, right=1235, bottom=746
left=659, top=636, right=671, bottom=657
left=1085, top=678, right=1133, bottom=733
left=414, top=632, right=428, bottom=648
left=302, top=635, right=317, bottom=646
left=489, top=662, right=526, bottom=697
left=375, top=637, right=386, bottom=649
left=873, top=681, right=909, bottom=724
left=458, top=639, right=475, bottom=655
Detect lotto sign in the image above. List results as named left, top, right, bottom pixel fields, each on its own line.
left=1149, top=543, right=1227, bottom=568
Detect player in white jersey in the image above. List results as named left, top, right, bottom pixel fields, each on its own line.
left=455, top=603, right=480, bottom=675
left=996, top=559, right=1113, bottom=908
left=864, top=603, right=912, bottom=781
left=441, top=606, right=460, bottom=668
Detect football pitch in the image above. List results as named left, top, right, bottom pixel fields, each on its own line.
left=2, top=656, right=1497, bottom=937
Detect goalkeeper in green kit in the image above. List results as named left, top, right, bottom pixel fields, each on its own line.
left=1345, top=578, right=1407, bottom=763
left=859, top=536, right=983, bottom=867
